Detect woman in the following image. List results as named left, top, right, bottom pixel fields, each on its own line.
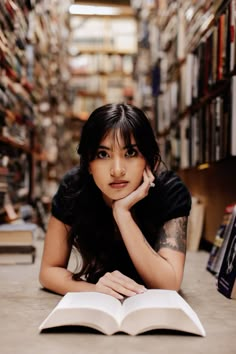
left=39, top=103, right=191, bottom=299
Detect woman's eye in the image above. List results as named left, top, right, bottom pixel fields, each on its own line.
left=125, top=148, right=138, bottom=158
left=97, top=150, right=109, bottom=159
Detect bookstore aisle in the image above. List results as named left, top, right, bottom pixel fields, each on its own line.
left=0, top=0, right=236, bottom=352
left=0, top=1, right=138, bottom=260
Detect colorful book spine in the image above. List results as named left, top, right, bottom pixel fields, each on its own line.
left=217, top=205, right=236, bottom=299
left=207, top=203, right=235, bottom=275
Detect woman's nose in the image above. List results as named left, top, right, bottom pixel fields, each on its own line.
left=110, top=159, right=126, bottom=177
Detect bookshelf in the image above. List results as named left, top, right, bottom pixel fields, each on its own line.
left=131, top=0, right=236, bottom=244
left=0, top=0, right=71, bottom=219
left=68, top=15, right=137, bottom=120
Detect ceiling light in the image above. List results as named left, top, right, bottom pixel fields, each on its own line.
left=69, top=4, right=122, bottom=16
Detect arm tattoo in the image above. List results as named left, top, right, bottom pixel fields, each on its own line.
left=155, top=217, right=188, bottom=254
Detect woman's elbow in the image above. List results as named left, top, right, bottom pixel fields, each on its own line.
left=38, top=264, right=51, bottom=290
left=38, top=267, right=46, bottom=288
left=169, top=282, right=182, bottom=292
left=146, top=273, right=182, bottom=291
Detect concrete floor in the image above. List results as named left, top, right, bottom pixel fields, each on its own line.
left=0, top=240, right=236, bottom=354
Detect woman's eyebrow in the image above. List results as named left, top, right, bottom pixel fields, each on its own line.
left=97, top=143, right=137, bottom=150
left=124, top=143, right=137, bottom=149
left=98, top=145, right=110, bottom=150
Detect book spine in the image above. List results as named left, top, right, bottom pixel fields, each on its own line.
left=0, top=245, right=36, bottom=264
left=231, top=76, right=236, bottom=156
left=214, top=205, right=236, bottom=277
left=217, top=208, right=236, bottom=298
left=217, top=13, right=226, bottom=81
left=230, top=0, right=236, bottom=71
left=207, top=204, right=235, bottom=274
left=215, top=96, right=222, bottom=161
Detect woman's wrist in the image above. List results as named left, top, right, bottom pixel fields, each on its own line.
left=113, top=207, right=132, bottom=226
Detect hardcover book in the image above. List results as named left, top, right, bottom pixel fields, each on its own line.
left=207, top=203, right=235, bottom=274
left=213, top=205, right=236, bottom=277
left=217, top=207, right=236, bottom=299
left=0, top=245, right=36, bottom=264
left=39, top=289, right=206, bottom=336
left=0, top=222, right=37, bottom=245
left=231, top=76, right=236, bottom=156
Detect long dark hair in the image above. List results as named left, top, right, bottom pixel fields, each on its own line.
left=69, top=103, right=162, bottom=282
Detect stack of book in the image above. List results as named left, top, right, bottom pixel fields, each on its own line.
left=0, top=222, right=37, bottom=265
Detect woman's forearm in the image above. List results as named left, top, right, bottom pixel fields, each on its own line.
left=39, top=265, right=146, bottom=299
left=113, top=210, right=184, bottom=290
left=39, top=266, right=95, bottom=295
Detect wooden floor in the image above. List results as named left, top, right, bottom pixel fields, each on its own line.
left=1, top=240, right=236, bottom=354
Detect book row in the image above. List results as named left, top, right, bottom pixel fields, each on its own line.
left=157, top=76, right=235, bottom=170
left=69, top=54, right=134, bottom=76
left=0, top=0, right=70, bottom=145
left=156, top=0, right=236, bottom=135
left=69, top=16, right=137, bottom=55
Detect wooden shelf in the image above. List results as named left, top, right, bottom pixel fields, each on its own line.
left=70, top=112, right=89, bottom=121
left=133, top=0, right=236, bottom=245
left=75, top=48, right=136, bottom=55
left=33, top=152, right=48, bottom=162
left=71, top=71, right=133, bottom=77
left=77, top=90, right=106, bottom=98
left=157, top=78, right=231, bottom=137
left=0, top=135, right=49, bottom=162
left=178, top=157, right=236, bottom=244
left=186, top=0, right=231, bottom=53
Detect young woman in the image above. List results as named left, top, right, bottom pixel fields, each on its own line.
left=39, top=103, right=191, bottom=300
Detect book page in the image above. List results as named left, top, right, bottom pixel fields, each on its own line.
left=39, top=292, right=122, bottom=335
left=120, top=289, right=206, bottom=336
left=122, top=289, right=179, bottom=315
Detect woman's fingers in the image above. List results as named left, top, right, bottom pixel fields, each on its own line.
left=144, top=166, right=155, bottom=185
left=112, top=270, right=146, bottom=293
left=96, top=271, right=146, bottom=299
left=97, top=275, right=136, bottom=298
left=95, top=283, right=124, bottom=300
left=112, top=167, right=156, bottom=212
left=141, top=168, right=155, bottom=193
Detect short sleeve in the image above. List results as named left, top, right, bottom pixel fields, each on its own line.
left=51, top=167, right=80, bottom=225
left=157, top=170, right=192, bottom=223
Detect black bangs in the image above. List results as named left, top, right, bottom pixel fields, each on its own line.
left=110, top=120, right=135, bottom=149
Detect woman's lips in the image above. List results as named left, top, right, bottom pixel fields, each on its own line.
left=109, top=181, right=129, bottom=189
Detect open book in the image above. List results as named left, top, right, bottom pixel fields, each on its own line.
left=39, top=289, right=206, bottom=336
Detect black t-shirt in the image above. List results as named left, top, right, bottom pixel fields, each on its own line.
left=51, top=166, right=191, bottom=283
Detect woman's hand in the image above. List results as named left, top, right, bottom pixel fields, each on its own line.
left=112, top=166, right=155, bottom=213
left=95, top=270, right=146, bottom=300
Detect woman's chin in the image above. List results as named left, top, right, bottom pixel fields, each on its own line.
left=102, top=192, right=129, bottom=206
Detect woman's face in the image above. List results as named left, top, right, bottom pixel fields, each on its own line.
left=89, top=130, right=146, bottom=206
